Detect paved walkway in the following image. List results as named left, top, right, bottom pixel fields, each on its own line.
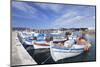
left=11, top=31, right=37, bottom=66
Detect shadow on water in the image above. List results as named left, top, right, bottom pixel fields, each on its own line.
left=22, top=43, right=55, bottom=64
left=27, top=48, right=56, bottom=65
left=57, top=51, right=96, bottom=64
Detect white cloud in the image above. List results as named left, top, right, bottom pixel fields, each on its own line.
left=12, top=1, right=51, bottom=20
left=51, top=11, right=95, bottom=28
left=36, top=3, right=65, bottom=13
left=93, top=16, right=95, bottom=19
left=51, top=12, right=78, bottom=27
left=12, top=1, right=28, bottom=12
left=12, top=1, right=37, bottom=16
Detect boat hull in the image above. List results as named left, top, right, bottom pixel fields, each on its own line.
left=33, top=41, right=50, bottom=49
left=33, top=44, right=50, bottom=49
left=23, top=41, right=50, bottom=49
left=50, top=44, right=84, bottom=61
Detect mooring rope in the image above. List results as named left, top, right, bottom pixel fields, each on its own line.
left=41, top=56, right=51, bottom=64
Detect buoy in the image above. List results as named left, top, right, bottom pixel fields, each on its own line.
left=84, top=43, right=91, bottom=52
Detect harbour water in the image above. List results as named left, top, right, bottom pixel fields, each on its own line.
left=23, top=34, right=96, bottom=65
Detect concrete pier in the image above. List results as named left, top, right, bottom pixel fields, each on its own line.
left=11, top=31, right=37, bottom=66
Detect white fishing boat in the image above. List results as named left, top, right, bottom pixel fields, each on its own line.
left=23, top=38, right=33, bottom=45
left=22, top=39, right=50, bottom=50
left=53, top=36, right=66, bottom=42
left=33, top=41, right=50, bottom=49
left=50, top=41, right=86, bottom=61
left=21, top=33, right=51, bottom=49
left=19, top=32, right=32, bottom=38
left=51, top=33, right=67, bottom=42
left=18, top=32, right=33, bottom=44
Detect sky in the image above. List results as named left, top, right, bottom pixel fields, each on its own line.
left=12, top=1, right=96, bottom=29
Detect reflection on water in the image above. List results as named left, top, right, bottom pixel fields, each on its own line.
left=23, top=34, right=96, bottom=64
